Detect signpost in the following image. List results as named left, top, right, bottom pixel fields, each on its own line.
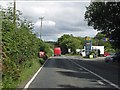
left=85, top=36, right=92, bottom=56
left=103, top=38, right=109, bottom=42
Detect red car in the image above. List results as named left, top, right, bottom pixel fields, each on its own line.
left=104, top=52, right=109, bottom=57
left=54, top=47, right=61, bottom=56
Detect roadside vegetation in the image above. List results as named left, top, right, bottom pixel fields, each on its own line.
left=56, top=34, right=85, bottom=55
left=85, top=2, right=120, bottom=50
left=56, top=33, right=115, bottom=56
left=56, top=2, right=120, bottom=56
left=92, top=32, right=115, bottom=53
left=1, top=1, right=120, bottom=89
left=1, top=4, right=52, bottom=89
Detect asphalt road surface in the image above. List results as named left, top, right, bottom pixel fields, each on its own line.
left=26, top=56, right=120, bottom=89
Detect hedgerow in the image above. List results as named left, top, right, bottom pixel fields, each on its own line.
left=1, top=5, right=52, bottom=89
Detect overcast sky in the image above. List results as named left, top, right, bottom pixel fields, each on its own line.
left=0, top=0, right=98, bottom=41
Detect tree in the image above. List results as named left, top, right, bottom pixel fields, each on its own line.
left=57, top=34, right=73, bottom=45
left=94, top=32, right=105, bottom=40
left=92, top=32, right=115, bottom=52
left=85, top=1, right=120, bottom=49
left=92, top=32, right=105, bottom=46
left=57, top=34, right=83, bottom=54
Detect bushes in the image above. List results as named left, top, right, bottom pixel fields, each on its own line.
left=38, top=58, right=45, bottom=64
left=1, top=6, right=52, bottom=88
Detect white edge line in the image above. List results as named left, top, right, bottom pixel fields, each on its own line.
left=23, top=59, right=48, bottom=89
left=69, top=59, right=120, bottom=89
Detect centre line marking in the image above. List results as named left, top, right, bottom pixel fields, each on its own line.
left=68, top=59, right=120, bottom=89
left=97, top=80, right=105, bottom=85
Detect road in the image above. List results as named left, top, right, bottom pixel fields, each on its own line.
left=26, top=56, right=120, bottom=89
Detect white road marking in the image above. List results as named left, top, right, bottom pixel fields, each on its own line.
left=23, top=59, right=48, bottom=89
left=78, top=68, right=83, bottom=70
left=97, top=80, right=105, bottom=85
left=61, top=69, right=78, bottom=73
left=68, top=59, right=120, bottom=89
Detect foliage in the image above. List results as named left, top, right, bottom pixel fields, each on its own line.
left=1, top=5, right=52, bottom=88
left=57, top=34, right=72, bottom=45
left=38, top=58, right=45, bottom=64
left=92, top=33, right=106, bottom=46
left=57, top=34, right=83, bottom=54
left=85, top=1, right=120, bottom=49
left=92, top=32, right=115, bottom=53
left=94, top=33, right=105, bottom=40
left=18, top=58, right=41, bottom=89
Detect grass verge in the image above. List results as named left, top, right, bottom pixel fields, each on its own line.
left=17, top=58, right=41, bottom=88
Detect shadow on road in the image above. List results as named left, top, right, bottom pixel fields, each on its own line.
left=42, top=57, right=119, bottom=89
left=44, top=58, right=83, bottom=71
left=58, top=84, right=79, bottom=88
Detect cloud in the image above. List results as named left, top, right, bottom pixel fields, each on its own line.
left=34, top=20, right=56, bottom=27
left=0, top=1, right=98, bottom=41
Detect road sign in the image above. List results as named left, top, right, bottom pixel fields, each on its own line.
left=103, top=38, right=109, bottom=41
left=85, top=37, right=91, bottom=40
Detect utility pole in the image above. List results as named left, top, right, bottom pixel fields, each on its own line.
left=13, top=0, right=16, bottom=28
left=39, top=17, right=44, bottom=40
left=13, top=0, right=16, bottom=24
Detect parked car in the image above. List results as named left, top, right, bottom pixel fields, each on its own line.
left=105, top=52, right=120, bottom=62
left=105, top=53, right=115, bottom=62
left=113, top=52, right=120, bottom=62
left=104, top=52, right=110, bottom=57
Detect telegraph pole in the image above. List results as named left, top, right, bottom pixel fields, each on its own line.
left=39, top=17, right=44, bottom=39
left=13, top=0, right=16, bottom=27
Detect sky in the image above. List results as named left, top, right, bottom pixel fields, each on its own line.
left=0, top=0, right=98, bottom=41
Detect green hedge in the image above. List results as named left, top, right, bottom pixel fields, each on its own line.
left=1, top=6, right=52, bottom=89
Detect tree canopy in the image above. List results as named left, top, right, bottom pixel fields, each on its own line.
left=57, top=34, right=83, bottom=54
left=92, top=32, right=115, bottom=52
left=85, top=1, right=120, bottom=49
